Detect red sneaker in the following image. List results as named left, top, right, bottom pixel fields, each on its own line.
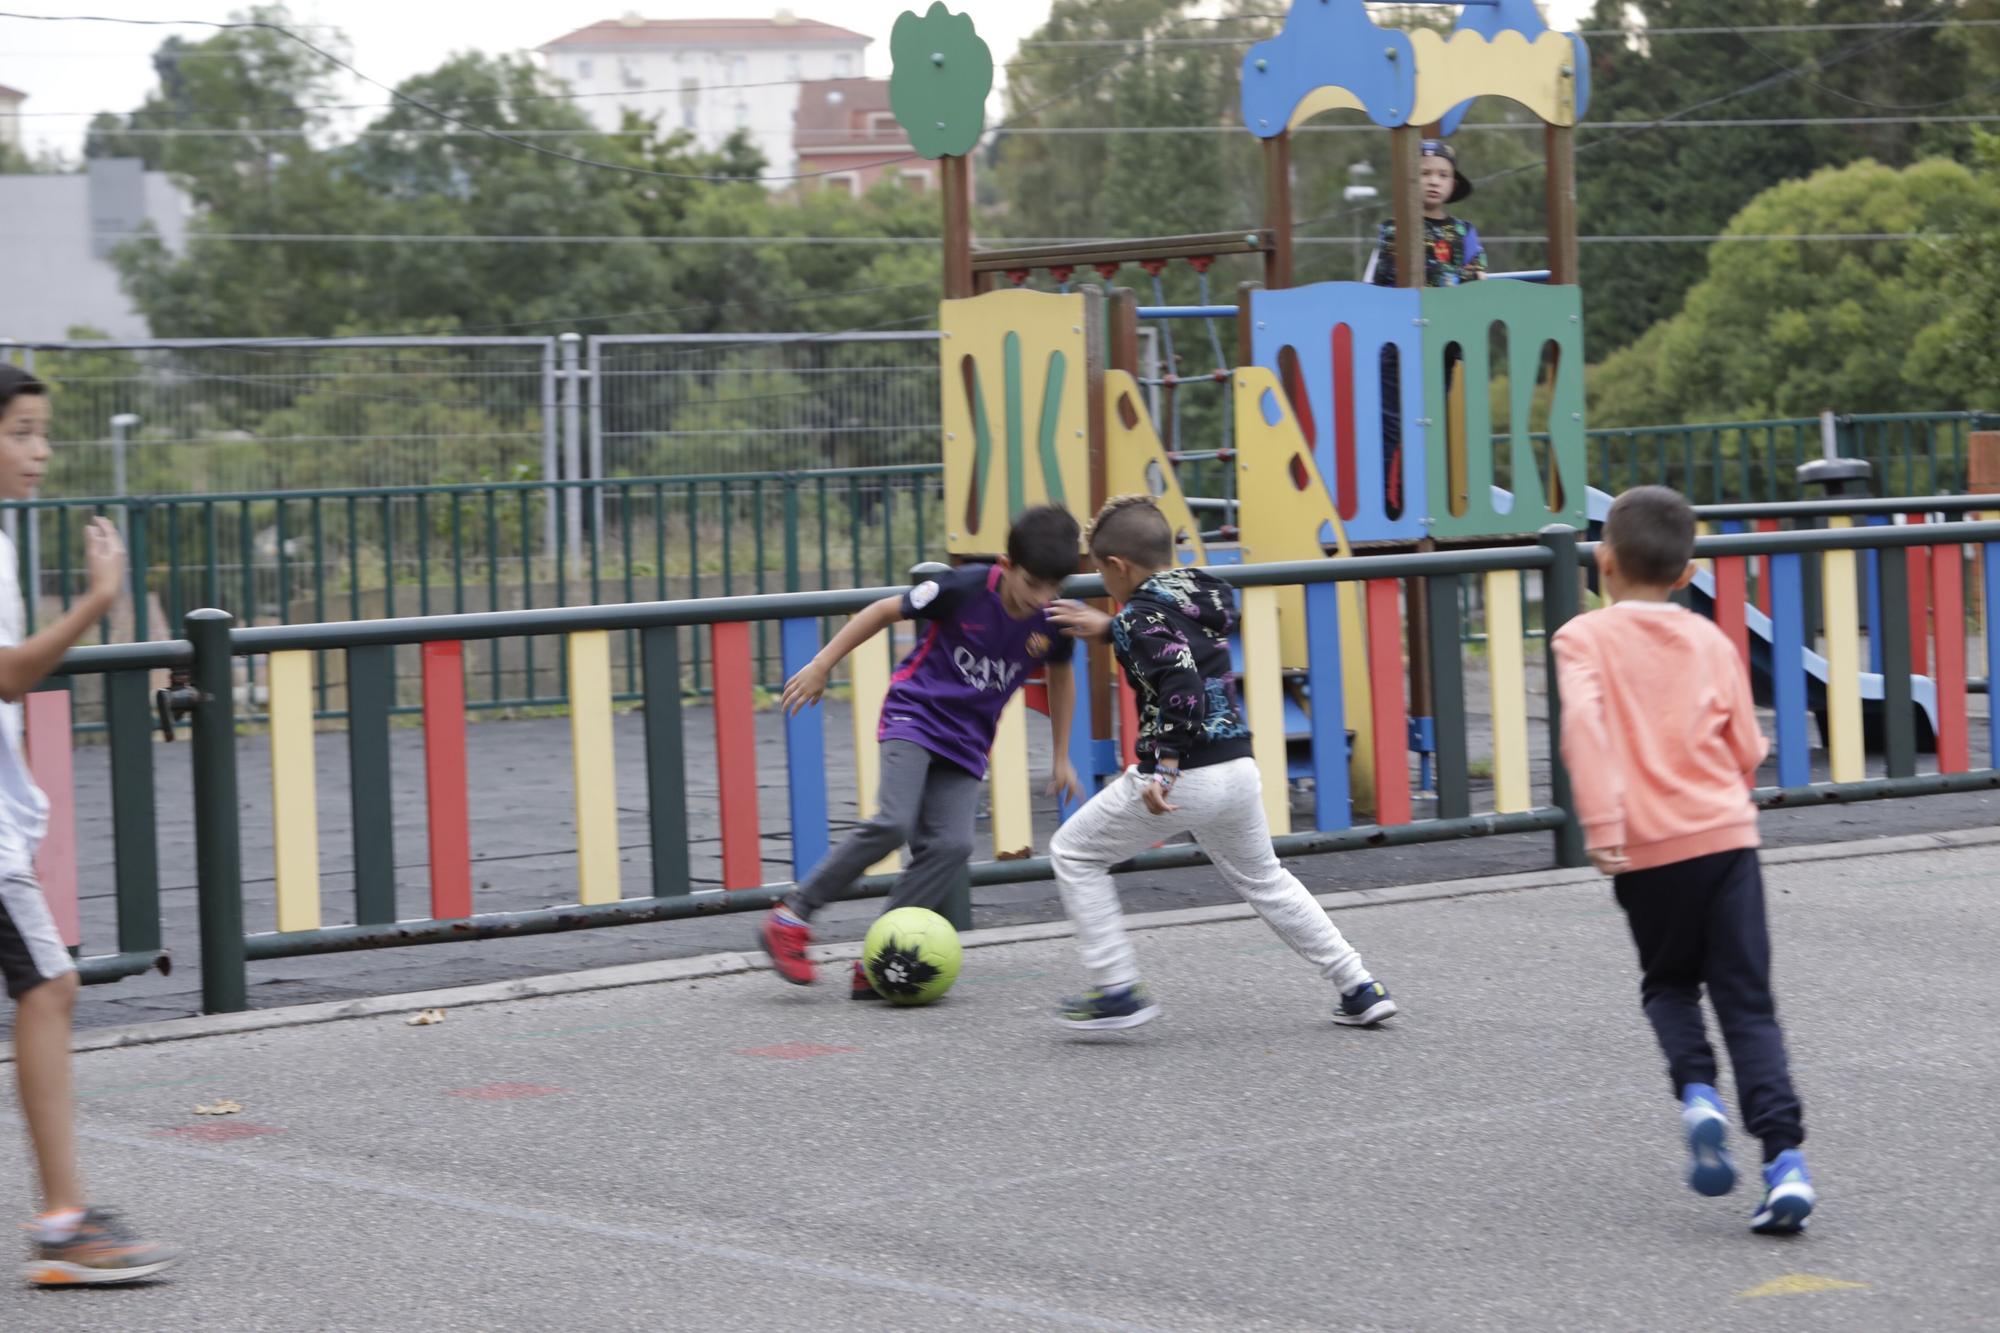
left=850, top=959, right=884, bottom=1001
left=759, top=909, right=815, bottom=984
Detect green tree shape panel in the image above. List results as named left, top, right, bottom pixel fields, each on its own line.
left=1421, top=283, right=1587, bottom=539
left=890, top=4, right=993, bottom=159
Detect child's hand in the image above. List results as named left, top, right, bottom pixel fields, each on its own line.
left=781, top=660, right=829, bottom=715
left=1140, top=768, right=1179, bottom=816
left=1047, top=600, right=1112, bottom=643
left=1045, top=760, right=1083, bottom=805
left=84, top=517, right=128, bottom=607
left=1588, top=846, right=1630, bottom=877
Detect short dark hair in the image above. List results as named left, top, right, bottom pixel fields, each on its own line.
left=1005, top=504, right=1080, bottom=582
left=0, top=364, right=47, bottom=415
left=1604, top=485, right=1696, bottom=586
left=1086, top=494, right=1173, bottom=570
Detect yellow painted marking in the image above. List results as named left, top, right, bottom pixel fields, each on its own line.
left=940, top=289, right=1091, bottom=556
left=1737, top=1274, right=1869, bottom=1299
left=1823, top=516, right=1864, bottom=783
left=988, top=693, right=1033, bottom=858
left=1103, top=369, right=1207, bottom=564
left=567, top=630, right=621, bottom=905
left=268, top=651, right=321, bottom=932
left=1231, top=365, right=1374, bottom=811
left=1241, top=587, right=1292, bottom=835
left=1484, top=570, right=1531, bottom=813
left=849, top=627, right=901, bottom=875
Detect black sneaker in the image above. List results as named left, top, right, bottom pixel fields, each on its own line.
left=24, top=1207, right=179, bottom=1287
left=1058, top=983, right=1160, bottom=1031
left=1334, top=980, right=1397, bottom=1027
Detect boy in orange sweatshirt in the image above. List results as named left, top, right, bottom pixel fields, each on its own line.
left=1551, top=486, right=1814, bottom=1235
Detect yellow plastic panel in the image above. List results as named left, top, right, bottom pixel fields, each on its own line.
left=1103, top=369, right=1206, bottom=564
left=1287, top=85, right=1367, bottom=132
left=1823, top=518, right=1864, bottom=784
left=988, top=693, right=1033, bottom=859
left=1407, top=29, right=1580, bottom=127
left=268, top=651, right=321, bottom=933
left=941, top=290, right=1092, bottom=555
left=1483, top=571, right=1531, bottom=814
left=1232, top=365, right=1374, bottom=811
left=567, top=630, right=621, bottom=906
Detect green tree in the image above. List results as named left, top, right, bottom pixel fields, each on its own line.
left=1587, top=156, right=1993, bottom=425
left=1577, top=0, right=1985, bottom=355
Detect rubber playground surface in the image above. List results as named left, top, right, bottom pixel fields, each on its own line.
left=3, top=838, right=1993, bottom=1331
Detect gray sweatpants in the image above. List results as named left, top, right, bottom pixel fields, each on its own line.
left=786, top=739, right=982, bottom=920
left=1051, top=757, right=1372, bottom=992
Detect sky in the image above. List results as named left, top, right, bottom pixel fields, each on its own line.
left=0, top=1, right=1592, bottom=163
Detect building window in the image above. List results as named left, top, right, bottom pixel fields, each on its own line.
left=620, top=57, right=645, bottom=90
left=825, top=173, right=859, bottom=198
left=902, top=170, right=930, bottom=194
left=681, top=77, right=700, bottom=131
left=870, top=112, right=899, bottom=139
left=577, top=58, right=594, bottom=80
left=786, top=55, right=801, bottom=79
left=834, top=53, right=855, bottom=77
left=735, top=102, right=750, bottom=129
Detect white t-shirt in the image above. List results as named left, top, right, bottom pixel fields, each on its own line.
left=0, top=531, right=50, bottom=876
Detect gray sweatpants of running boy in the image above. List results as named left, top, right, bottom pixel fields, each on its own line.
left=786, top=739, right=981, bottom=920
left=1050, top=757, right=1372, bottom=992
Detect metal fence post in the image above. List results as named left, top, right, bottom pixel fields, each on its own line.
left=783, top=474, right=802, bottom=594
left=125, top=500, right=149, bottom=643
left=1536, top=525, right=1589, bottom=869
left=560, top=333, right=584, bottom=580
left=187, top=608, right=247, bottom=1012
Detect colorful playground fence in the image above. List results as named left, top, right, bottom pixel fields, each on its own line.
left=34, top=509, right=2000, bottom=1014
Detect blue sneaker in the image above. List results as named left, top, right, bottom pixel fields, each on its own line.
left=1058, top=983, right=1160, bottom=1031
left=1750, top=1149, right=1815, bottom=1235
left=1333, top=980, right=1396, bottom=1027
left=1681, top=1083, right=1737, bottom=1197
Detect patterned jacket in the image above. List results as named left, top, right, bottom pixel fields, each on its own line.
left=1110, top=568, right=1254, bottom=773
left=1369, top=215, right=1487, bottom=287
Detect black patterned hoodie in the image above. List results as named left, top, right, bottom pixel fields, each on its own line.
left=1110, top=567, right=1253, bottom=774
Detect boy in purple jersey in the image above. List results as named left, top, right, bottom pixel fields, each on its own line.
left=761, top=505, right=1084, bottom=995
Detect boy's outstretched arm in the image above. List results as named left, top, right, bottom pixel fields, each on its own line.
left=780, top=594, right=904, bottom=715
left=0, top=518, right=125, bottom=703
left=1550, top=627, right=1627, bottom=874
left=1043, top=660, right=1082, bottom=802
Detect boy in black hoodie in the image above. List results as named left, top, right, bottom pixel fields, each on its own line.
left=1044, top=496, right=1396, bottom=1030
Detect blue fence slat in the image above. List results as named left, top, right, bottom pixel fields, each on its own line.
left=1864, top=514, right=1892, bottom=675
left=1986, top=543, right=2000, bottom=770
left=779, top=617, right=829, bottom=879
left=1060, top=661, right=1096, bottom=824
left=1769, top=552, right=1812, bottom=786
left=1305, top=582, right=1351, bottom=830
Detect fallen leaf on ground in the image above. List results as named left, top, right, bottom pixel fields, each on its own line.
left=406, top=1008, right=447, bottom=1026
left=192, top=1100, right=243, bottom=1116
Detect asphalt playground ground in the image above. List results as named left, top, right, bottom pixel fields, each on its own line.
left=2, top=834, right=1994, bottom=1331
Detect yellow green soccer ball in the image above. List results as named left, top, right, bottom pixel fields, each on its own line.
left=861, top=907, right=963, bottom=1005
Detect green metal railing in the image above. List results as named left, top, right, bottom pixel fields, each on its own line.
left=49, top=508, right=2000, bottom=1014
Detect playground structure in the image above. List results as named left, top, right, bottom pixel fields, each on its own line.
left=893, top=0, right=1595, bottom=812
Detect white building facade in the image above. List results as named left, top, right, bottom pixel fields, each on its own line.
left=539, top=13, right=871, bottom=183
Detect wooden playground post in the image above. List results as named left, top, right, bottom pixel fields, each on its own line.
left=942, top=154, right=975, bottom=300
left=1390, top=126, right=1424, bottom=292
left=1083, top=285, right=1113, bottom=745
left=1263, top=132, right=1294, bottom=289
left=1544, top=125, right=1579, bottom=286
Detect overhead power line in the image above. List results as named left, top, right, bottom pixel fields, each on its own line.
left=75, top=229, right=1946, bottom=248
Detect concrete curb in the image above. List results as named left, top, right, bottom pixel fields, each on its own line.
left=18, top=825, right=2000, bottom=1060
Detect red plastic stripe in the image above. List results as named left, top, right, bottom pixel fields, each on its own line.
left=1365, top=580, right=1412, bottom=827
left=1332, top=325, right=1358, bottom=521
left=23, top=691, right=80, bottom=947
left=1931, top=542, right=1969, bottom=774
left=422, top=641, right=473, bottom=920
left=711, top=622, right=762, bottom=889
left=1906, top=514, right=1931, bottom=676
left=1754, top=519, right=1779, bottom=615
left=1714, top=556, right=1751, bottom=675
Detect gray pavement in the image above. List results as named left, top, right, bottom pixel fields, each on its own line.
left=32, top=655, right=2000, bottom=1030
left=2, top=840, right=1995, bottom=1330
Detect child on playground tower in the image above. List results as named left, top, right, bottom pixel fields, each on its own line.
left=1365, top=139, right=1487, bottom=288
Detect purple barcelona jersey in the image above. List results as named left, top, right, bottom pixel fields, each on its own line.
left=879, top=564, right=1075, bottom=777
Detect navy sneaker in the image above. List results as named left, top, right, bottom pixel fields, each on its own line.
left=1681, top=1083, right=1737, bottom=1197
left=1750, top=1149, right=1815, bottom=1235
left=1333, top=979, right=1396, bottom=1027
left=1058, top=983, right=1160, bottom=1031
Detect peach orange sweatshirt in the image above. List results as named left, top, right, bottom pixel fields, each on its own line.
left=1551, top=601, right=1767, bottom=872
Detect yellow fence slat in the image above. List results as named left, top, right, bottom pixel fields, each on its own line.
left=1241, top=586, right=1292, bottom=835
left=1484, top=570, right=1532, bottom=814
left=269, top=650, right=321, bottom=933
left=568, top=630, right=621, bottom=905
left=1823, top=518, right=1864, bottom=783
left=849, top=627, right=901, bottom=875
left=988, top=693, right=1033, bottom=859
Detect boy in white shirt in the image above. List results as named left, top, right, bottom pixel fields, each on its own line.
left=0, top=364, right=177, bottom=1285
